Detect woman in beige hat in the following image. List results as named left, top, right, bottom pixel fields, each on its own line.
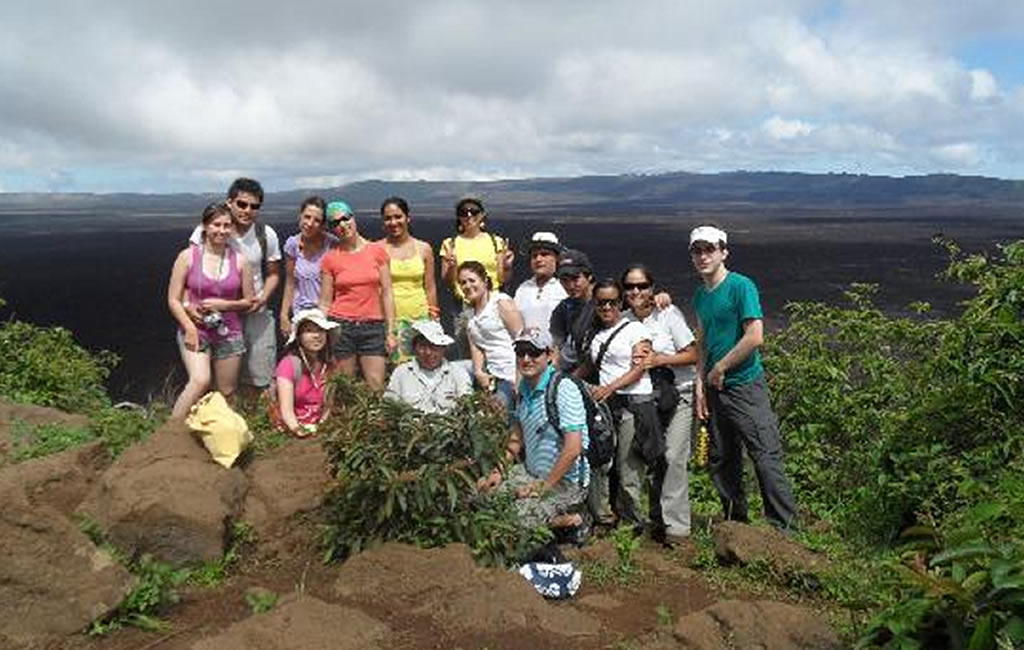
left=274, top=308, right=338, bottom=437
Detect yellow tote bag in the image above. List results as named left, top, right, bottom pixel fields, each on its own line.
left=185, top=391, right=253, bottom=468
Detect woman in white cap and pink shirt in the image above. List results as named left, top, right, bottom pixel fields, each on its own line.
left=274, top=308, right=338, bottom=437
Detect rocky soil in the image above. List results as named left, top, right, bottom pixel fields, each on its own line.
left=0, top=402, right=842, bottom=650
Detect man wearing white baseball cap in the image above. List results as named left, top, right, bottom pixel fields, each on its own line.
left=385, top=320, right=472, bottom=414
left=690, top=224, right=798, bottom=532
left=514, top=231, right=568, bottom=335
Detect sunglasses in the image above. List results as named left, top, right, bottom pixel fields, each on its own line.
left=234, top=199, right=261, bottom=211
left=328, top=214, right=354, bottom=227
left=458, top=207, right=483, bottom=217
left=623, top=282, right=651, bottom=292
left=515, top=346, right=547, bottom=359
left=690, top=244, right=718, bottom=255
left=595, top=298, right=620, bottom=308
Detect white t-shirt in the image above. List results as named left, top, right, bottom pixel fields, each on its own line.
left=625, top=306, right=696, bottom=389
left=589, top=318, right=652, bottom=395
left=514, top=276, right=567, bottom=334
left=467, top=292, right=517, bottom=383
left=189, top=223, right=282, bottom=300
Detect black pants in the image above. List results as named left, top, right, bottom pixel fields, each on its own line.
left=709, top=376, right=798, bottom=530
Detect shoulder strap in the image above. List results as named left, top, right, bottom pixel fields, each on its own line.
left=595, top=322, right=631, bottom=372
left=544, top=372, right=566, bottom=437
left=488, top=232, right=500, bottom=254
left=291, top=355, right=302, bottom=384
left=255, top=223, right=268, bottom=264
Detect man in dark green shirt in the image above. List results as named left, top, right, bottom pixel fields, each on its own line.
left=691, top=225, right=798, bottom=531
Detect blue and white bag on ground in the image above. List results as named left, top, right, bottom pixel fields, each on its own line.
left=518, top=562, right=582, bottom=599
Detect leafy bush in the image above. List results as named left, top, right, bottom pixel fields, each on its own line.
left=0, top=318, right=116, bottom=414
left=8, top=407, right=158, bottom=462
left=860, top=502, right=1024, bottom=649
left=319, top=378, right=549, bottom=567
left=765, top=239, right=1024, bottom=543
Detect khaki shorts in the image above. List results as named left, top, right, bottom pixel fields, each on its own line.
left=501, top=464, right=587, bottom=530
left=241, top=310, right=277, bottom=388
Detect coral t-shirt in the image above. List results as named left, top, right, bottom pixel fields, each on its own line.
left=320, top=242, right=390, bottom=320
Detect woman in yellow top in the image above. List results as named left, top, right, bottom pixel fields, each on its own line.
left=439, top=197, right=514, bottom=303
left=379, top=197, right=439, bottom=363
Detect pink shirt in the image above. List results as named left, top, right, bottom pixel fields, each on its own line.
left=320, top=242, right=390, bottom=320
left=275, top=356, right=326, bottom=425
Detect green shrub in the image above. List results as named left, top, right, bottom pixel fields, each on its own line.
left=0, top=318, right=116, bottom=414
left=319, top=377, right=549, bottom=567
left=7, top=407, right=157, bottom=463
left=765, top=239, right=1024, bottom=544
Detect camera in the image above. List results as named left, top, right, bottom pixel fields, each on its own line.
left=202, top=311, right=228, bottom=336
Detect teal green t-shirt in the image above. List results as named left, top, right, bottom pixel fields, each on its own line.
left=692, top=271, right=763, bottom=386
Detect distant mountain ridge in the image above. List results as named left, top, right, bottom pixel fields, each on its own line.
left=2, top=171, right=1022, bottom=216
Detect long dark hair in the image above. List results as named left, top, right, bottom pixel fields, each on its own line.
left=454, top=197, right=488, bottom=234
left=289, top=320, right=333, bottom=368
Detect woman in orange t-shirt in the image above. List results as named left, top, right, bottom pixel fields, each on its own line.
left=318, top=201, right=397, bottom=391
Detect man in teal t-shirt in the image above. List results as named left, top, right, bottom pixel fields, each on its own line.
left=691, top=225, right=798, bottom=531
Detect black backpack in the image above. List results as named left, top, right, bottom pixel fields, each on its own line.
left=544, top=371, right=616, bottom=468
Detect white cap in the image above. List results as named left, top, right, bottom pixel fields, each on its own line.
left=409, top=320, right=455, bottom=346
left=689, top=226, right=728, bottom=247
left=287, top=308, right=338, bottom=346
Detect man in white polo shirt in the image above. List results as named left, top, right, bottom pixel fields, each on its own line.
left=514, top=232, right=567, bottom=336
left=189, top=178, right=282, bottom=396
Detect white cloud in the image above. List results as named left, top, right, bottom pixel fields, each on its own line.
left=762, top=116, right=815, bottom=140
left=0, top=0, right=1021, bottom=191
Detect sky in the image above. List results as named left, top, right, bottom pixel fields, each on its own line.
left=0, top=0, right=1022, bottom=193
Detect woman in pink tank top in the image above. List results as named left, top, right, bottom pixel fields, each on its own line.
left=167, top=202, right=255, bottom=419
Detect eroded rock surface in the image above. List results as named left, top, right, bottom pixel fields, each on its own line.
left=242, top=440, right=331, bottom=538
left=335, top=543, right=602, bottom=640
left=674, top=599, right=840, bottom=650
left=191, top=593, right=389, bottom=650
left=77, top=420, right=248, bottom=566
left=0, top=492, right=133, bottom=646
left=713, top=521, right=830, bottom=582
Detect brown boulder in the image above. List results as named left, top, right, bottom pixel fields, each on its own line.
left=190, top=593, right=389, bottom=650
left=674, top=599, right=840, bottom=650
left=0, top=399, right=91, bottom=466
left=335, top=543, right=601, bottom=640
left=0, top=439, right=111, bottom=516
left=77, top=420, right=248, bottom=566
left=713, top=522, right=830, bottom=585
left=242, top=440, right=331, bottom=538
left=0, top=492, right=133, bottom=646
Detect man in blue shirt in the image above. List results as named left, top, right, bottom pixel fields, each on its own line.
left=481, top=327, right=590, bottom=532
left=691, top=224, right=798, bottom=531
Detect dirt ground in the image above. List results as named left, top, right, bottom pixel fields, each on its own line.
left=52, top=518, right=721, bottom=650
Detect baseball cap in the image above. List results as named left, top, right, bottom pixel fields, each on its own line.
left=514, top=327, right=553, bottom=351
left=522, top=231, right=564, bottom=256
left=556, top=248, right=593, bottom=277
left=689, top=225, right=728, bottom=247
left=409, top=320, right=455, bottom=347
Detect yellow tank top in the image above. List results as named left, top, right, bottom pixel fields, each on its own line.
left=446, top=232, right=505, bottom=302
left=389, top=251, right=429, bottom=321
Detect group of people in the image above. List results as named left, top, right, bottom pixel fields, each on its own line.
left=167, top=177, right=799, bottom=545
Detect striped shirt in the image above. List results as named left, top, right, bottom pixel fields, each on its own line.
left=514, top=365, right=590, bottom=487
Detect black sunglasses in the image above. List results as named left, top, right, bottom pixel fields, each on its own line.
left=458, top=207, right=483, bottom=217
left=328, top=214, right=354, bottom=227
left=623, top=282, right=651, bottom=292
left=690, top=243, right=717, bottom=255
left=595, top=298, right=620, bottom=308
left=234, top=199, right=261, bottom=211
left=515, top=346, right=547, bottom=359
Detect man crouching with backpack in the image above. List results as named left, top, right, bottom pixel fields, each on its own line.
left=478, top=327, right=590, bottom=541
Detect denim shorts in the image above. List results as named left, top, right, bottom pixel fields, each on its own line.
left=331, top=318, right=388, bottom=358
left=177, top=329, right=245, bottom=361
